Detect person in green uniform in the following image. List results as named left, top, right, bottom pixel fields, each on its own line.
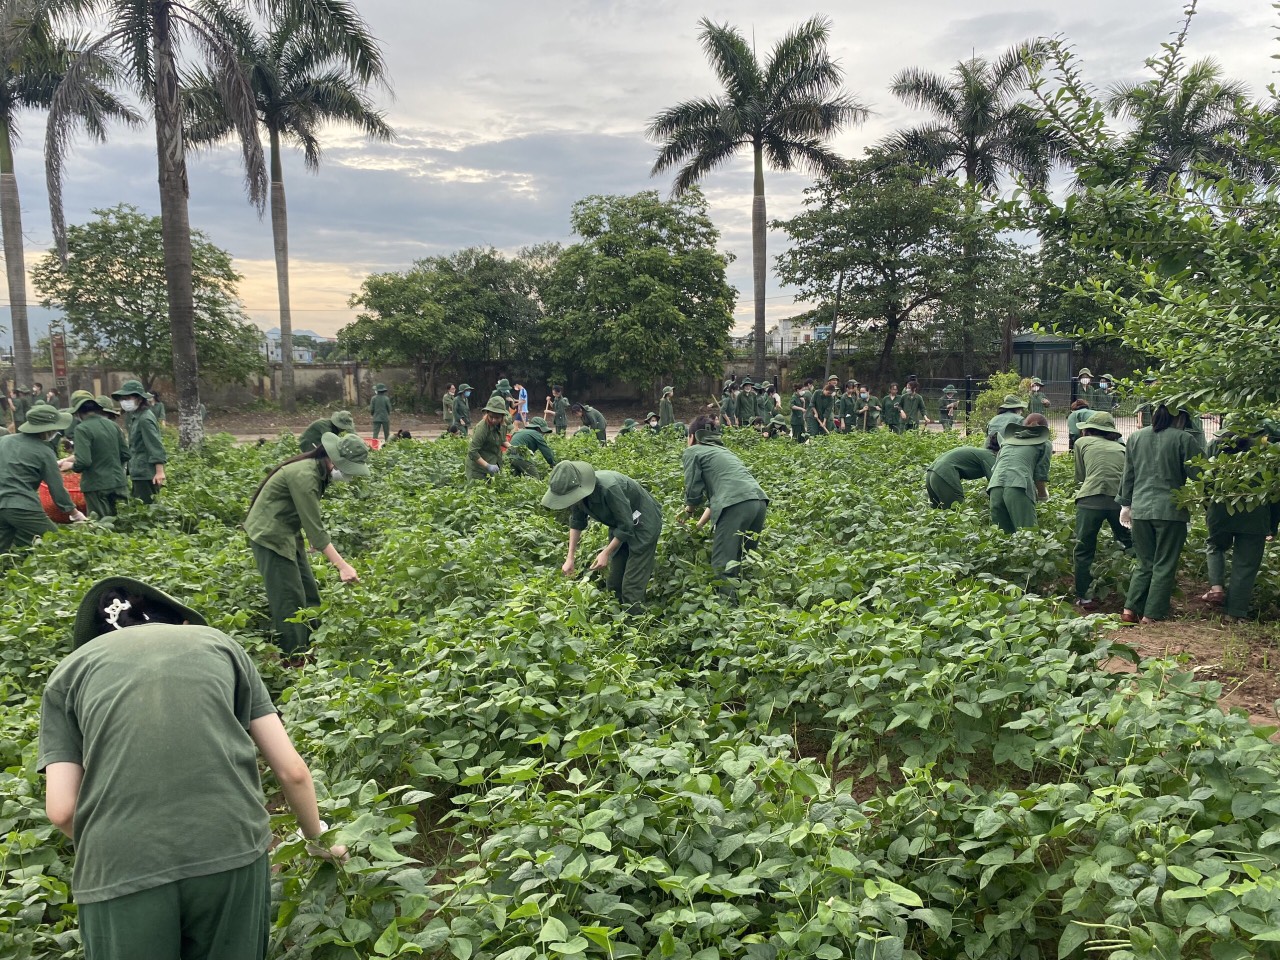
left=836, top=381, right=856, bottom=433
left=789, top=380, right=811, bottom=442
left=38, top=577, right=345, bottom=960
left=760, top=382, right=781, bottom=420
left=1200, top=424, right=1278, bottom=619
left=546, top=385, right=570, bottom=435
left=854, top=385, right=879, bottom=432
left=508, top=417, right=556, bottom=476
left=735, top=378, right=755, bottom=425
left=60, top=394, right=130, bottom=518
left=1135, top=375, right=1158, bottom=428
left=985, top=395, right=1028, bottom=451
left=681, top=416, right=769, bottom=596
left=150, top=391, right=167, bottom=427
left=1065, top=400, right=1093, bottom=451
left=637, top=411, right=656, bottom=431
left=369, top=383, right=392, bottom=442
left=1029, top=377, right=1050, bottom=413
left=938, top=385, right=959, bottom=431
left=900, top=381, right=930, bottom=431
left=543, top=460, right=663, bottom=607
left=659, top=386, right=675, bottom=428
left=298, top=410, right=356, bottom=453
left=720, top=380, right=738, bottom=428
left=245, top=432, right=368, bottom=654
left=618, top=418, right=639, bottom=435
left=762, top=414, right=787, bottom=438
left=926, top=445, right=996, bottom=508
left=11, top=384, right=33, bottom=427
left=455, top=384, right=473, bottom=436
left=1118, top=405, right=1204, bottom=623
left=1071, top=412, right=1132, bottom=609
left=110, top=381, right=167, bottom=503
left=467, top=395, right=509, bottom=479
left=881, top=383, right=903, bottom=433
left=442, top=384, right=457, bottom=431
left=1097, top=374, right=1120, bottom=412
left=810, top=380, right=837, bottom=437
left=0, top=405, right=87, bottom=549
left=987, top=419, right=1052, bottom=532
left=570, top=402, right=607, bottom=443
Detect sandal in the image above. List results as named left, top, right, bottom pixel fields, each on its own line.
left=1119, top=610, right=1140, bottom=624
left=1200, top=587, right=1225, bottom=606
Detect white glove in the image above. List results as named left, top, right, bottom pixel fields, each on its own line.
left=486, top=463, right=500, bottom=474
left=69, top=510, right=88, bottom=523
left=297, top=819, right=349, bottom=861
left=1119, top=505, right=1132, bottom=529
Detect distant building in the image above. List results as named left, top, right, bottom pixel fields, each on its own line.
left=259, top=327, right=335, bottom=364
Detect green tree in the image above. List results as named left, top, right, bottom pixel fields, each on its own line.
left=31, top=204, right=264, bottom=390
left=883, top=40, right=1058, bottom=373
left=0, top=1, right=135, bottom=390
left=537, top=190, right=735, bottom=390
left=647, top=16, right=865, bottom=379
left=186, top=1, right=390, bottom=413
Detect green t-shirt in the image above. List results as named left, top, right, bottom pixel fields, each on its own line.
left=369, top=394, right=392, bottom=422
left=467, top=417, right=505, bottom=478
left=928, top=446, right=995, bottom=489
left=682, top=442, right=767, bottom=526
left=568, top=470, right=661, bottom=547
left=1073, top=434, right=1126, bottom=502
left=127, top=407, right=168, bottom=481
left=244, top=459, right=332, bottom=558
left=38, top=625, right=276, bottom=903
left=71, top=414, right=130, bottom=494
left=298, top=418, right=342, bottom=453
left=0, top=431, right=75, bottom=514
left=508, top=427, right=555, bottom=466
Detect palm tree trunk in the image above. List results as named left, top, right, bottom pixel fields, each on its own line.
left=152, top=14, right=203, bottom=448
left=269, top=127, right=295, bottom=413
left=752, top=142, right=767, bottom=379
left=0, top=117, right=34, bottom=390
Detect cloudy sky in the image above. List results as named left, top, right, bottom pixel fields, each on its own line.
left=3, top=0, right=1276, bottom=344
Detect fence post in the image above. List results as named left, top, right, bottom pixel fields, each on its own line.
left=963, top=376, right=974, bottom=436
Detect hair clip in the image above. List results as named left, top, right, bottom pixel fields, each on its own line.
left=103, top=598, right=131, bottom=629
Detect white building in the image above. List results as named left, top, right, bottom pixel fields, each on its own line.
left=259, top=327, right=334, bottom=364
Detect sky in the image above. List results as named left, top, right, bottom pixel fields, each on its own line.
left=2, top=0, right=1277, bottom=346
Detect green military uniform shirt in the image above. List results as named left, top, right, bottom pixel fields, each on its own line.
left=659, top=397, right=674, bottom=428
left=929, top=446, right=995, bottom=490
left=581, top=404, right=607, bottom=443
left=881, top=392, right=902, bottom=429
left=0, top=432, right=76, bottom=514
left=369, top=393, right=392, bottom=424
left=681, top=442, right=767, bottom=526
left=466, top=417, right=506, bottom=478
left=1066, top=408, right=1094, bottom=439
left=900, top=391, right=927, bottom=428
left=298, top=418, right=342, bottom=453
left=855, top=395, right=879, bottom=430
left=38, top=625, right=276, bottom=903
left=987, top=436, right=1052, bottom=498
left=811, top=391, right=837, bottom=433
left=1118, top=426, right=1204, bottom=522
left=508, top=427, right=556, bottom=467
left=1073, top=434, right=1126, bottom=504
left=985, top=411, right=1025, bottom=447
left=152, top=401, right=167, bottom=425
left=721, top=391, right=738, bottom=426
left=243, top=459, right=332, bottom=558
left=126, top=407, right=167, bottom=481
left=12, top=395, right=32, bottom=426
left=568, top=470, right=661, bottom=548
left=443, top=393, right=456, bottom=427
left=788, top=391, right=806, bottom=427
left=938, top=395, right=959, bottom=423
left=455, top=393, right=472, bottom=428
left=552, top=396, right=570, bottom=431
left=71, top=414, right=130, bottom=495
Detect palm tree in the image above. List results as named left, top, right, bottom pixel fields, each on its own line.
left=1, top=1, right=134, bottom=391
left=648, top=16, right=865, bottom=378
left=883, top=41, right=1058, bottom=372
left=187, top=4, right=390, bottom=412
left=1107, top=57, right=1258, bottom=188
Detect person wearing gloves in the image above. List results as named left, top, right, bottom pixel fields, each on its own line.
left=244, top=432, right=369, bottom=654
left=454, top=384, right=473, bottom=437
left=467, top=395, right=510, bottom=480
left=1071, top=412, right=1132, bottom=610
left=1029, top=377, right=1051, bottom=412
left=985, top=395, right=1028, bottom=451
left=986, top=418, right=1052, bottom=532
left=508, top=417, right=556, bottom=476
left=110, top=380, right=167, bottom=503
left=1117, top=405, right=1204, bottom=624
left=39, top=577, right=346, bottom=960
left=938, top=385, right=959, bottom=431
left=0, top=404, right=87, bottom=548
left=369, top=384, right=392, bottom=442
left=570, top=402, right=608, bottom=443
left=543, top=460, right=662, bottom=608
left=925, top=444, right=996, bottom=508
left=682, top=415, right=769, bottom=595
left=659, top=386, right=675, bottom=428
left=60, top=394, right=130, bottom=518
left=1200, top=423, right=1279, bottom=619
left=298, top=410, right=356, bottom=453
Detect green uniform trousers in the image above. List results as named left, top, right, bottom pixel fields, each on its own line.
left=84, top=490, right=125, bottom=518
left=711, top=499, right=767, bottom=597
left=1206, top=530, right=1267, bottom=619
left=79, top=852, right=269, bottom=960
left=1073, top=505, right=1133, bottom=599
left=0, top=507, right=56, bottom=552
left=605, top=539, right=658, bottom=607
left=791, top=421, right=805, bottom=442
left=989, top=487, right=1037, bottom=533
left=251, top=539, right=321, bottom=654
left=372, top=420, right=391, bottom=442
left=926, top=472, right=963, bottom=509
left=940, top=417, right=955, bottom=432
left=131, top=478, right=158, bottom=503
left=1125, top=518, right=1188, bottom=620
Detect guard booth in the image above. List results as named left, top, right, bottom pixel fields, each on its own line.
left=1013, top=333, right=1074, bottom=384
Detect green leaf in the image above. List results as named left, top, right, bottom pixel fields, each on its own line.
left=878, top=879, right=923, bottom=908
left=1058, top=921, right=1088, bottom=959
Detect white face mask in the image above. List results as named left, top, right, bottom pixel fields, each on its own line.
left=329, top=467, right=348, bottom=482
left=1032, top=385, right=1041, bottom=392
left=120, top=398, right=139, bottom=412
left=860, top=393, right=868, bottom=399
left=1080, top=378, right=1091, bottom=387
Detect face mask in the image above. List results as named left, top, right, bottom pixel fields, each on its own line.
left=1080, top=378, right=1091, bottom=387
left=1032, top=385, right=1041, bottom=392
left=1101, top=382, right=1111, bottom=391
left=860, top=392, right=868, bottom=400
left=120, top=398, right=139, bottom=412
left=464, top=391, right=471, bottom=397
left=329, top=467, right=348, bottom=482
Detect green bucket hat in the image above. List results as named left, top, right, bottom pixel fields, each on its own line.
left=998, top=395, right=1027, bottom=411
left=1030, top=377, right=1044, bottom=386
left=1077, top=367, right=1093, bottom=378
left=96, top=395, right=121, bottom=416
left=620, top=418, right=637, bottom=431
left=528, top=416, right=552, bottom=433
left=111, top=379, right=151, bottom=400
left=68, top=390, right=97, bottom=414
left=1082, top=411, right=1121, bottom=437
left=482, top=395, right=509, bottom=415
left=1100, top=373, right=1114, bottom=383
left=542, top=460, right=597, bottom=509
left=73, top=576, right=208, bottom=649
left=644, top=411, right=658, bottom=421
left=494, top=378, right=512, bottom=396
left=943, top=384, right=957, bottom=393
left=741, top=377, right=754, bottom=387
left=661, top=385, right=673, bottom=396
left=458, top=383, right=473, bottom=393
left=1002, top=422, right=1050, bottom=446
left=1142, top=374, right=1158, bottom=384
left=769, top=415, right=788, bottom=427
left=330, top=410, right=356, bottom=432
left=18, top=403, right=72, bottom=434
left=14, top=384, right=30, bottom=393
left=825, top=374, right=839, bottom=383
left=722, top=378, right=734, bottom=390
left=320, top=431, right=371, bottom=477
left=374, top=383, right=388, bottom=393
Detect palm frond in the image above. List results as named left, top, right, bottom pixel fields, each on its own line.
left=890, top=67, right=958, bottom=120
left=696, top=18, right=761, bottom=106
left=670, top=137, right=741, bottom=196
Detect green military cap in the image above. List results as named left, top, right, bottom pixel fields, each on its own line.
left=1142, top=375, right=1158, bottom=384
left=661, top=385, right=673, bottom=396
left=620, top=418, right=637, bottom=432
left=68, top=390, right=97, bottom=414
left=73, top=576, right=208, bottom=649
left=19, top=403, right=73, bottom=433
left=1077, top=367, right=1093, bottom=378
left=320, top=432, right=371, bottom=476
left=494, top=378, right=512, bottom=395
left=740, top=376, right=754, bottom=387
left=998, top=394, right=1027, bottom=410
left=14, top=384, right=30, bottom=393
left=644, top=411, right=658, bottom=420
left=1081, top=411, right=1121, bottom=437
left=1002, top=422, right=1050, bottom=445
left=671, top=421, right=686, bottom=433
left=111, top=379, right=151, bottom=400
left=330, top=410, right=356, bottom=432
left=826, top=374, right=839, bottom=383
left=768, top=414, right=788, bottom=427
left=722, top=378, right=734, bottom=389
left=96, top=395, right=121, bottom=416
left=458, top=383, right=473, bottom=392
left=761, top=381, right=773, bottom=390
left=481, top=395, right=509, bottom=415
left=542, top=460, right=597, bottom=509
left=943, top=384, right=957, bottom=393
left=1030, top=377, right=1044, bottom=386
left=374, top=383, right=388, bottom=393
left=528, top=416, right=552, bottom=433
left=1100, top=373, right=1114, bottom=382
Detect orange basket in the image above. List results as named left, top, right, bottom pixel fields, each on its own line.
left=364, top=437, right=382, bottom=450
left=41, top=473, right=88, bottom=524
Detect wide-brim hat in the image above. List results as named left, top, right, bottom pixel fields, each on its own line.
left=661, top=386, right=673, bottom=396
left=826, top=374, right=839, bottom=383
left=96, top=395, right=121, bottom=416
left=1077, top=368, right=1093, bottom=378
left=1142, top=375, right=1158, bottom=384
left=320, top=431, right=371, bottom=476
left=73, top=576, right=207, bottom=649
left=998, top=394, right=1027, bottom=410
left=482, top=395, right=509, bottom=415
left=644, top=411, right=658, bottom=420
left=374, top=383, right=388, bottom=393
left=1082, top=411, right=1121, bottom=437
left=330, top=410, right=356, bottom=432
left=1002, top=422, right=1051, bottom=446
left=722, top=378, right=734, bottom=389
left=542, top=460, right=597, bottom=509
left=14, top=384, right=30, bottom=393
left=68, top=390, right=98, bottom=414
left=111, top=379, right=151, bottom=400
left=621, top=418, right=637, bottom=430
left=1030, top=377, right=1044, bottom=386
left=458, top=383, right=473, bottom=392
left=496, top=378, right=511, bottom=391
left=769, top=415, right=788, bottom=427
left=740, top=377, right=754, bottom=387
left=18, top=403, right=73, bottom=433
left=943, top=384, right=957, bottom=393
left=528, top=416, right=552, bottom=433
